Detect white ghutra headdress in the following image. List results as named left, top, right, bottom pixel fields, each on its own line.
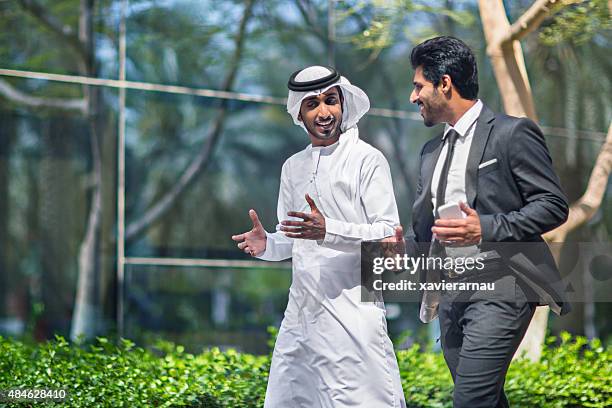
left=286, top=65, right=370, bottom=133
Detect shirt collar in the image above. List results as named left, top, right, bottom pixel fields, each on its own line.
left=311, top=138, right=340, bottom=154
left=443, top=99, right=483, bottom=140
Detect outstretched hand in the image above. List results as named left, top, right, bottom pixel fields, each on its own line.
left=231, top=209, right=267, bottom=257
left=280, top=194, right=326, bottom=240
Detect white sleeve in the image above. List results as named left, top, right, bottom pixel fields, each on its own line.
left=257, top=161, right=294, bottom=261
left=320, top=151, right=399, bottom=252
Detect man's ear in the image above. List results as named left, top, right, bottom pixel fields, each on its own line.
left=440, top=74, right=452, bottom=95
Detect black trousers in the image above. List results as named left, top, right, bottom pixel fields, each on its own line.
left=438, top=274, right=536, bottom=408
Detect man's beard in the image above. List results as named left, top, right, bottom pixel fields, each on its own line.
left=420, top=89, right=445, bottom=127
left=423, top=114, right=436, bottom=127
left=305, top=117, right=343, bottom=141
left=420, top=101, right=443, bottom=127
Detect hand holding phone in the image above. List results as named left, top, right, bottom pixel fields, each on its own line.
left=433, top=202, right=482, bottom=246
left=437, top=202, right=464, bottom=220
left=435, top=202, right=464, bottom=245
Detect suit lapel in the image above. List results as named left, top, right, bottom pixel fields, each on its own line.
left=421, top=139, right=444, bottom=207
left=465, top=105, right=496, bottom=207
left=412, top=137, right=443, bottom=241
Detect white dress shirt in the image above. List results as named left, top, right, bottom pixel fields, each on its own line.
left=429, top=100, right=483, bottom=265
left=431, top=99, right=483, bottom=210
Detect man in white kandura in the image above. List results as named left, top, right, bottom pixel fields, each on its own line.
left=232, top=65, right=406, bottom=407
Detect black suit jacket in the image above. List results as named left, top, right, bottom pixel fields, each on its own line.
left=408, top=104, right=571, bottom=315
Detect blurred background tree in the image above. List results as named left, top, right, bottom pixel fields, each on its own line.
left=0, top=0, right=609, bottom=355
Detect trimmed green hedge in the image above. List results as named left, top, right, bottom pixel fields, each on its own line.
left=0, top=333, right=609, bottom=407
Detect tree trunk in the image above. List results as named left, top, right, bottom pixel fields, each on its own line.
left=70, top=0, right=102, bottom=341
left=15, top=0, right=102, bottom=342
left=479, top=0, right=536, bottom=119
left=479, top=0, right=612, bottom=361
left=70, top=106, right=103, bottom=341
left=479, top=0, right=546, bottom=361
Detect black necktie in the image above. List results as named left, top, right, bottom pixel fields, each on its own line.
left=434, top=129, right=459, bottom=218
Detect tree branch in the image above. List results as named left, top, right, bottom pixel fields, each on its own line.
left=294, top=0, right=327, bottom=41
left=479, top=0, right=538, bottom=119
left=501, top=0, right=581, bottom=44
left=545, top=121, right=612, bottom=242
left=18, top=0, right=87, bottom=61
left=0, top=78, right=86, bottom=112
left=124, top=0, right=256, bottom=242
left=125, top=110, right=227, bottom=241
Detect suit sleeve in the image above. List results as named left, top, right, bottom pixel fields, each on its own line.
left=256, top=161, right=294, bottom=261
left=404, top=142, right=427, bottom=257
left=479, top=118, right=569, bottom=242
left=320, top=151, right=400, bottom=251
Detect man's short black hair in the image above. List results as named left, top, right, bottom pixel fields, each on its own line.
left=410, top=36, right=479, bottom=100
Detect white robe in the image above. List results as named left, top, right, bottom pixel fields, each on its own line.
left=259, top=127, right=406, bottom=408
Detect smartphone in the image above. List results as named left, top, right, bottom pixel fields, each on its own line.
left=437, top=202, right=464, bottom=219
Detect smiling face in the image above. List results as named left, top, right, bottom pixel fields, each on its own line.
left=410, top=66, right=447, bottom=127
left=298, top=87, right=343, bottom=146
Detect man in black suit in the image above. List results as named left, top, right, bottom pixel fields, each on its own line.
left=395, top=36, right=570, bottom=407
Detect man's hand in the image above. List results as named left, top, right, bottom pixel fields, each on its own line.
left=382, top=225, right=406, bottom=259
left=231, top=209, right=267, bottom=257
left=432, top=202, right=481, bottom=246
left=280, top=194, right=326, bottom=240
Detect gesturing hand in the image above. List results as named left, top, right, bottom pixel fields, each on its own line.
left=382, top=225, right=406, bottom=259
left=432, top=202, right=482, bottom=246
left=280, top=194, right=326, bottom=240
left=231, top=209, right=267, bottom=257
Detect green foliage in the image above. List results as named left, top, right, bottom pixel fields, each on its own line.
left=0, top=335, right=269, bottom=407
left=0, top=333, right=609, bottom=407
left=397, top=343, right=454, bottom=408
left=337, top=0, right=475, bottom=54
left=539, top=0, right=611, bottom=46
left=505, top=333, right=612, bottom=408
